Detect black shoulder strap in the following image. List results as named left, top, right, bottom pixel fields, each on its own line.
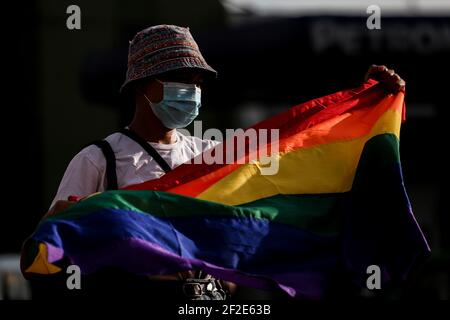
left=89, top=140, right=118, bottom=190
left=119, top=128, right=172, bottom=173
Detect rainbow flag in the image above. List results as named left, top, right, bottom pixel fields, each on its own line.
left=21, top=80, right=429, bottom=298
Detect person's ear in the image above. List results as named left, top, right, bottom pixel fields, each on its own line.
left=140, top=79, right=163, bottom=103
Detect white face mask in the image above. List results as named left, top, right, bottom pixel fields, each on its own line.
left=144, top=82, right=202, bottom=129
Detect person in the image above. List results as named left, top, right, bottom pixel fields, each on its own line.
left=46, top=24, right=405, bottom=299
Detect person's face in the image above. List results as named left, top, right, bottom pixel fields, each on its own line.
left=140, top=69, right=205, bottom=103
left=157, top=68, right=205, bottom=87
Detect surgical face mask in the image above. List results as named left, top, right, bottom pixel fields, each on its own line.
left=144, top=81, right=201, bottom=129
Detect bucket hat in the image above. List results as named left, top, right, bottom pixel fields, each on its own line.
left=120, top=24, right=217, bottom=93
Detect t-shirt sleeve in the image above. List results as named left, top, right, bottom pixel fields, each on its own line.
left=49, top=146, right=106, bottom=209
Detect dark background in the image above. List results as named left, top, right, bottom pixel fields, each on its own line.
left=2, top=0, right=449, bottom=299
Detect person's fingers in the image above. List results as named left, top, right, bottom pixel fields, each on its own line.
left=44, top=200, right=75, bottom=218
left=382, top=75, right=406, bottom=93
left=369, top=64, right=387, bottom=72
left=374, top=65, right=387, bottom=72
left=397, top=78, right=406, bottom=92
left=365, top=65, right=388, bottom=81
left=54, top=200, right=72, bottom=211
left=365, top=65, right=405, bottom=93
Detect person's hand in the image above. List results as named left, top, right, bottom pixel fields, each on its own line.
left=364, top=65, right=406, bottom=93
left=43, top=200, right=76, bottom=219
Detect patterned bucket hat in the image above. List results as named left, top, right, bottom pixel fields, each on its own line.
left=120, top=24, right=217, bottom=93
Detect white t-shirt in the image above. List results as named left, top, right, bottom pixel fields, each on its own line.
left=50, top=130, right=220, bottom=208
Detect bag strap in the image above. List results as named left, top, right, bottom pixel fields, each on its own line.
left=89, top=140, right=118, bottom=190
left=119, top=128, right=172, bottom=173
